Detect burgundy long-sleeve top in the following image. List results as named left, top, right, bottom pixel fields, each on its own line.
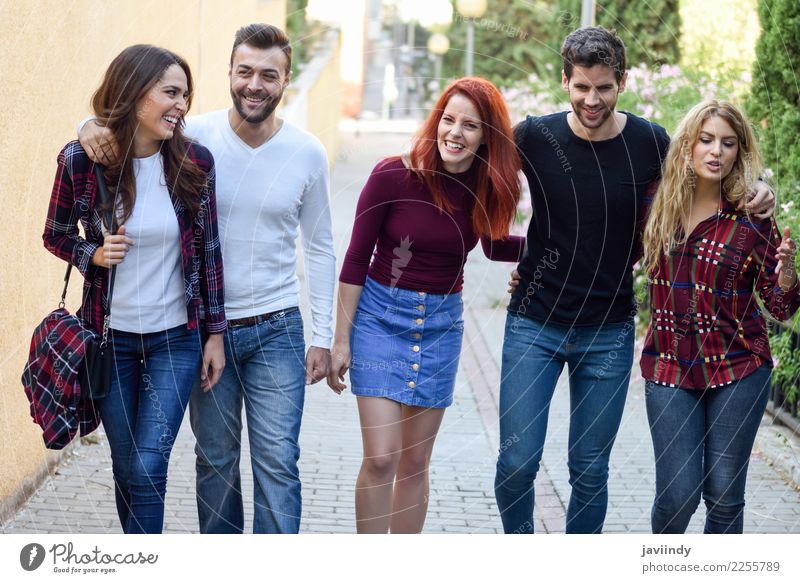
left=641, top=199, right=800, bottom=389
left=339, top=158, right=526, bottom=294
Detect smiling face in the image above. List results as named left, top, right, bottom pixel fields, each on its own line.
left=691, top=115, right=739, bottom=188
left=134, top=64, right=188, bottom=154
left=436, top=93, right=484, bottom=173
left=229, top=44, right=290, bottom=125
left=563, top=64, right=627, bottom=136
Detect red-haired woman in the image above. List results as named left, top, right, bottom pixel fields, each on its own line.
left=328, top=78, right=525, bottom=533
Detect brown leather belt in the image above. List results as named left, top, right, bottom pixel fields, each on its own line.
left=227, top=307, right=299, bottom=328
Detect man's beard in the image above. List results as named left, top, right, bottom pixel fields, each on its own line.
left=573, top=103, right=613, bottom=129
left=231, top=90, right=282, bottom=124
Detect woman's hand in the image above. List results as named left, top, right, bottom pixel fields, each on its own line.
left=201, top=333, right=226, bottom=391
left=327, top=340, right=351, bottom=395
left=92, top=225, right=134, bottom=267
left=507, top=268, right=521, bottom=293
left=776, top=226, right=797, bottom=291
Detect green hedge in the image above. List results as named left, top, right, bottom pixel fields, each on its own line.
left=746, top=0, right=800, bottom=208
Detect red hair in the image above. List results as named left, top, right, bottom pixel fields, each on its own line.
left=409, top=77, right=521, bottom=240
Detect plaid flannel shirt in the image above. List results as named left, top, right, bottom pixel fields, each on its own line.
left=641, top=199, right=799, bottom=389
left=42, top=140, right=226, bottom=336
left=22, top=309, right=101, bottom=449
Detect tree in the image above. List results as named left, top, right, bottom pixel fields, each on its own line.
left=286, top=0, right=310, bottom=72
left=439, top=0, right=682, bottom=88
left=594, top=0, right=681, bottom=66
left=441, top=0, right=566, bottom=87
left=747, top=0, right=800, bottom=202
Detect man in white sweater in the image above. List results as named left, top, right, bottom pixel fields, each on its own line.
left=80, top=24, right=336, bottom=533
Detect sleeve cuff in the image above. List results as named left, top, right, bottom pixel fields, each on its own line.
left=75, top=242, right=99, bottom=276
left=310, top=334, right=332, bottom=350
left=204, top=314, right=227, bottom=334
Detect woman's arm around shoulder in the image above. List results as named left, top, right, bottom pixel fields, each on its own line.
left=480, top=234, right=526, bottom=263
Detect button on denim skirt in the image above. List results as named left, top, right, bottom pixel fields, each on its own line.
left=350, top=277, right=464, bottom=408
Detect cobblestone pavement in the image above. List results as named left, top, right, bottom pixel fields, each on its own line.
left=3, top=129, right=799, bottom=534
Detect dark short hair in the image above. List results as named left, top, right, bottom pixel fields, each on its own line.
left=230, top=23, right=292, bottom=74
left=561, top=26, right=627, bottom=82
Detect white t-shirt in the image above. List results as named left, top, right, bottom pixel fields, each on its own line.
left=110, top=152, right=187, bottom=333
left=185, top=110, right=335, bottom=348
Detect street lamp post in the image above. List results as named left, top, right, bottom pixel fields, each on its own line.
left=581, top=0, right=596, bottom=27
left=455, top=0, right=487, bottom=77
left=427, top=33, right=450, bottom=94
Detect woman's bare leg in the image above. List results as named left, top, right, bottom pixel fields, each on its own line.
left=355, top=396, right=403, bottom=533
left=389, top=405, right=446, bottom=533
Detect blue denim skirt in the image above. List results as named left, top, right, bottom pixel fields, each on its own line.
left=350, top=277, right=464, bottom=408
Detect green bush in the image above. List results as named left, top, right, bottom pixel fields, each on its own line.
left=746, top=0, right=800, bottom=209
left=770, top=326, right=800, bottom=404
left=595, top=0, right=682, bottom=66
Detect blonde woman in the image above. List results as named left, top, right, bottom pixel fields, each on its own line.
left=640, top=100, right=798, bottom=533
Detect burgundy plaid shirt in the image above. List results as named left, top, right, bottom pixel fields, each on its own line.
left=641, top=199, right=799, bottom=389
left=43, top=140, right=226, bottom=336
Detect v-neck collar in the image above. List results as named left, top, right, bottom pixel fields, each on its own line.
left=687, top=198, right=738, bottom=239
left=224, top=113, right=285, bottom=153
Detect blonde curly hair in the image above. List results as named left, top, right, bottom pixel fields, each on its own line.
left=642, top=100, right=764, bottom=276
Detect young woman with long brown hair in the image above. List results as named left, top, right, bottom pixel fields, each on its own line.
left=640, top=100, right=797, bottom=533
left=327, top=77, right=525, bottom=533
left=43, top=45, right=226, bottom=533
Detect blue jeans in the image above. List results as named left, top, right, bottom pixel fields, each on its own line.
left=189, top=308, right=306, bottom=533
left=96, top=324, right=201, bottom=534
left=645, top=365, right=771, bottom=534
left=495, top=314, right=634, bottom=533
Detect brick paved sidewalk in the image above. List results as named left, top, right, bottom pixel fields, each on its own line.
left=461, top=236, right=800, bottom=534
left=3, top=128, right=798, bottom=534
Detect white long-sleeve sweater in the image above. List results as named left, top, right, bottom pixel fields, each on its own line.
left=186, top=110, right=335, bottom=348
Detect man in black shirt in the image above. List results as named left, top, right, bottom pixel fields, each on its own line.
left=495, top=27, right=773, bottom=534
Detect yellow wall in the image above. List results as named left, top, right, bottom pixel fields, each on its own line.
left=307, top=0, right=366, bottom=117
left=306, top=35, right=343, bottom=162
left=0, top=0, right=286, bottom=514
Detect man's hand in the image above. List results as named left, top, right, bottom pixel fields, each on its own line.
left=305, top=346, right=331, bottom=385
left=201, top=333, right=226, bottom=391
left=79, top=119, right=120, bottom=165
left=739, top=180, right=775, bottom=219
left=326, top=340, right=351, bottom=395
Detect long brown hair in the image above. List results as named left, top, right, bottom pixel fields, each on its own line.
left=91, top=44, right=206, bottom=226
left=408, top=77, right=521, bottom=240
